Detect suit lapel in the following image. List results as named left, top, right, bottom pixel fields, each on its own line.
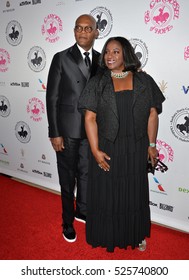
left=69, top=44, right=90, bottom=80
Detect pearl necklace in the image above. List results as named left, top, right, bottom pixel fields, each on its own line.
left=111, top=71, right=128, bottom=79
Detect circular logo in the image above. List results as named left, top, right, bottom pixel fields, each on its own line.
left=156, top=139, right=174, bottom=163
left=129, top=38, right=149, bottom=69
left=27, top=46, right=46, bottom=72
left=144, top=1, right=180, bottom=34
left=27, top=97, right=45, bottom=122
left=41, top=14, right=63, bottom=43
left=170, top=108, right=189, bottom=142
left=0, top=95, right=11, bottom=117
left=6, top=20, right=23, bottom=46
left=0, top=48, right=10, bottom=72
left=15, top=121, right=31, bottom=143
left=90, top=6, right=113, bottom=39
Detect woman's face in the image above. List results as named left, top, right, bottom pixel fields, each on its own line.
left=104, top=40, right=125, bottom=72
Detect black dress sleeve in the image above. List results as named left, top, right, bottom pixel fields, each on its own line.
left=146, top=73, right=165, bottom=114
left=78, top=75, right=99, bottom=114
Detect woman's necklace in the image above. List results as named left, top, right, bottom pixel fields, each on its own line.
left=111, top=71, right=129, bottom=79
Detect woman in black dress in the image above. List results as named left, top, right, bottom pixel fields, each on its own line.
left=78, top=36, right=165, bottom=252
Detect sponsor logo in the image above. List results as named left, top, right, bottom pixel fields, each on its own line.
left=3, top=1, right=15, bottom=12
left=156, top=139, right=174, bottom=163
left=20, top=1, right=31, bottom=6
left=6, top=20, right=23, bottom=46
left=17, top=163, right=28, bottom=173
left=0, top=159, right=9, bottom=165
left=144, top=0, right=179, bottom=34
left=0, top=96, right=11, bottom=117
left=27, top=97, right=45, bottom=122
left=0, top=49, right=10, bottom=72
left=41, top=14, right=63, bottom=43
left=32, top=169, right=42, bottom=175
left=19, top=0, right=41, bottom=5
left=149, top=201, right=158, bottom=207
left=0, top=144, right=8, bottom=155
left=9, top=82, right=29, bottom=87
left=159, top=203, right=174, bottom=212
left=152, top=176, right=166, bottom=193
left=178, top=187, right=189, bottom=194
left=32, top=0, right=41, bottom=4
left=170, top=108, right=189, bottom=142
left=21, top=82, right=29, bottom=87
left=150, top=201, right=174, bottom=212
left=28, top=46, right=46, bottom=72
left=32, top=169, right=52, bottom=178
left=90, top=6, right=113, bottom=39
left=43, top=172, right=52, bottom=178
left=15, top=121, right=31, bottom=143
left=182, top=85, right=189, bottom=94
left=38, top=79, right=46, bottom=91
left=10, top=82, right=20, bottom=86
left=38, top=154, right=50, bottom=165
left=130, top=38, right=149, bottom=69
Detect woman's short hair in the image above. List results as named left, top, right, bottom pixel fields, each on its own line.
left=99, top=36, right=141, bottom=71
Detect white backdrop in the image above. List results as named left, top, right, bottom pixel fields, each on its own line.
left=0, top=0, right=188, bottom=233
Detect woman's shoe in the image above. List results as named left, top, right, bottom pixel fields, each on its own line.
left=137, top=239, right=146, bottom=251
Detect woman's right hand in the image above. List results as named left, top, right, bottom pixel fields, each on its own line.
left=93, top=149, right=111, bottom=171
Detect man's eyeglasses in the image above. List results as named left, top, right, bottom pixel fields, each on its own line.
left=74, top=25, right=93, bottom=33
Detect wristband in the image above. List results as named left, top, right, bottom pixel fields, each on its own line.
left=149, top=143, right=156, bottom=147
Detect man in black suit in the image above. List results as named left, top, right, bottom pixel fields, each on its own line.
left=46, top=14, right=100, bottom=242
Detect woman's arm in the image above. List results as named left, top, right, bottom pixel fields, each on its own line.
left=85, top=110, right=110, bottom=171
left=147, top=107, right=159, bottom=166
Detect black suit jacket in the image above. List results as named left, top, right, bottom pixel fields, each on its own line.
left=46, top=43, right=100, bottom=138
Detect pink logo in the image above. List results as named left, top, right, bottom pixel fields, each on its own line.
left=156, top=139, right=174, bottom=163
left=0, top=48, right=10, bottom=72
left=27, top=97, right=45, bottom=122
left=184, top=46, right=189, bottom=60
left=144, top=0, right=180, bottom=34
left=41, top=14, right=63, bottom=43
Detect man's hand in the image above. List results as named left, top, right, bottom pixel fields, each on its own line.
left=50, top=137, right=64, bottom=152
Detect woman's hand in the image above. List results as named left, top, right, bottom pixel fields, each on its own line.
left=93, top=149, right=111, bottom=171
left=148, top=146, right=158, bottom=166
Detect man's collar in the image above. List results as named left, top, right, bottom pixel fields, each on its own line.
left=77, top=44, right=92, bottom=58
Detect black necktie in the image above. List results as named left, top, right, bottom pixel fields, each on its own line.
left=84, top=52, right=91, bottom=68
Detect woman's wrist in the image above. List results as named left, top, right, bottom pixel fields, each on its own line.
left=149, top=142, right=156, bottom=147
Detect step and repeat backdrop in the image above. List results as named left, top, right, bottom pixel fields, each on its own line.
left=0, top=0, right=188, bottom=233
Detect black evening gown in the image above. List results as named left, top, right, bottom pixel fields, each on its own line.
left=86, top=90, right=151, bottom=252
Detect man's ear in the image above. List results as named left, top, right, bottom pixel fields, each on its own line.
left=95, top=29, right=99, bottom=39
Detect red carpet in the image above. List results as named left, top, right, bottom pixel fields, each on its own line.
left=0, top=174, right=188, bottom=260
